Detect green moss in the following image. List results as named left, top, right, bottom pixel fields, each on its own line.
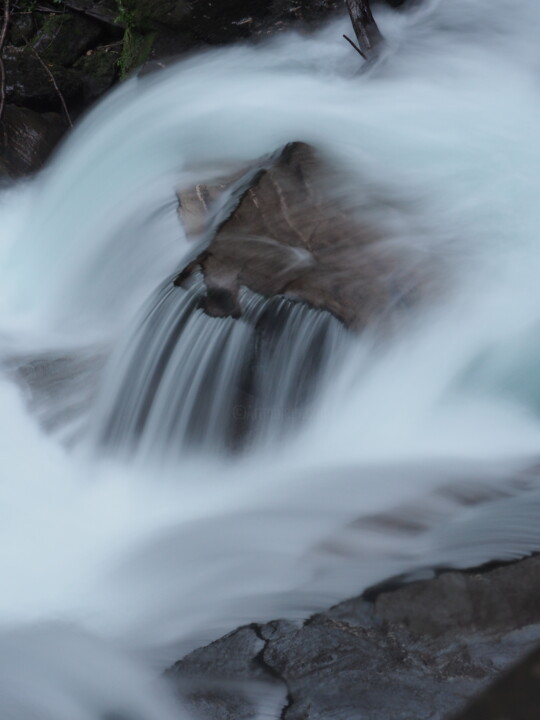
left=31, top=12, right=103, bottom=67
left=75, top=47, right=118, bottom=77
left=117, top=27, right=156, bottom=78
left=115, top=0, right=179, bottom=78
left=113, top=0, right=191, bottom=78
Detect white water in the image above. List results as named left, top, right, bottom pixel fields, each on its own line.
left=3, top=0, right=540, bottom=716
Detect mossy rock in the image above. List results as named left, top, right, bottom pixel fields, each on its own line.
left=3, top=45, right=83, bottom=110
left=32, top=12, right=104, bottom=67
left=118, top=28, right=156, bottom=77
left=74, top=47, right=120, bottom=103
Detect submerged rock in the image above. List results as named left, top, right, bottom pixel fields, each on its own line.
left=176, top=142, right=422, bottom=330
left=3, top=349, right=104, bottom=445
left=168, top=554, right=540, bottom=719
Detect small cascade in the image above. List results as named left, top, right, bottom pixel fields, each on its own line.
left=96, top=274, right=348, bottom=455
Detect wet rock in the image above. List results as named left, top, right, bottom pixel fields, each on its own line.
left=0, top=105, right=66, bottom=177
left=3, top=349, right=104, bottom=445
left=166, top=555, right=540, bottom=720
left=122, top=0, right=192, bottom=31
left=183, top=0, right=342, bottom=45
left=129, top=0, right=342, bottom=62
left=31, top=12, right=104, bottom=66
left=127, top=0, right=340, bottom=45
left=167, top=625, right=283, bottom=719
left=374, top=556, right=540, bottom=638
left=176, top=142, right=421, bottom=330
left=451, top=645, right=540, bottom=720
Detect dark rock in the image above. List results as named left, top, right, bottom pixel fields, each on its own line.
left=73, top=46, right=120, bottom=104
left=60, top=0, right=124, bottom=28
left=374, top=556, right=540, bottom=638
left=183, top=0, right=342, bottom=45
left=176, top=142, right=421, bottom=330
left=8, top=12, right=40, bottom=47
left=31, top=12, right=104, bottom=67
left=124, top=0, right=340, bottom=47
left=131, top=0, right=342, bottom=62
left=0, top=104, right=66, bottom=177
left=451, top=645, right=540, bottom=720
left=167, top=625, right=282, bottom=719
left=165, top=554, right=540, bottom=720
left=3, top=45, right=84, bottom=110
left=122, top=0, right=192, bottom=30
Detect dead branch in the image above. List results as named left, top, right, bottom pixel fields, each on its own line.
left=343, top=34, right=366, bottom=59
left=344, top=0, right=383, bottom=61
left=30, top=47, right=73, bottom=128
left=0, top=0, right=11, bottom=122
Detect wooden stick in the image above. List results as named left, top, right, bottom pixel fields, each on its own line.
left=344, top=0, right=383, bottom=61
left=0, top=0, right=11, bottom=122
left=30, top=47, right=73, bottom=128
left=343, top=34, right=366, bottom=60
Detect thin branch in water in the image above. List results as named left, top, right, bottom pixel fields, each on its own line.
left=0, top=0, right=11, bottom=122
left=343, top=34, right=366, bottom=60
left=30, top=47, right=73, bottom=128
left=344, top=0, right=383, bottom=61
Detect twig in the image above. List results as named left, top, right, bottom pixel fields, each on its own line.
left=30, top=47, right=73, bottom=128
left=343, top=34, right=366, bottom=60
left=97, top=40, right=123, bottom=50
left=35, top=5, right=66, bottom=14
left=344, top=0, right=383, bottom=61
left=0, top=0, right=11, bottom=122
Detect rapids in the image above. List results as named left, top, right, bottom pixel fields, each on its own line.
left=2, top=0, right=540, bottom=716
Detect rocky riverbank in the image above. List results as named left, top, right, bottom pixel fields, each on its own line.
left=0, top=1, right=417, bottom=177
left=0, top=0, right=346, bottom=177
left=169, top=553, right=540, bottom=719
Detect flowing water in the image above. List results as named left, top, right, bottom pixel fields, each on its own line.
left=2, top=0, right=540, bottom=716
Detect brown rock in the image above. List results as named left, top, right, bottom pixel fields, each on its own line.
left=176, top=142, right=421, bottom=330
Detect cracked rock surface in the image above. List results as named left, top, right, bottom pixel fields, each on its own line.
left=167, top=554, right=540, bottom=719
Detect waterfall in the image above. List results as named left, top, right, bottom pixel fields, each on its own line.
left=95, top=273, right=348, bottom=456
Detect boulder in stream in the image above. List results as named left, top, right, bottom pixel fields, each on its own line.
left=176, top=142, right=424, bottom=330
left=168, top=553, right=540, bottom=719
